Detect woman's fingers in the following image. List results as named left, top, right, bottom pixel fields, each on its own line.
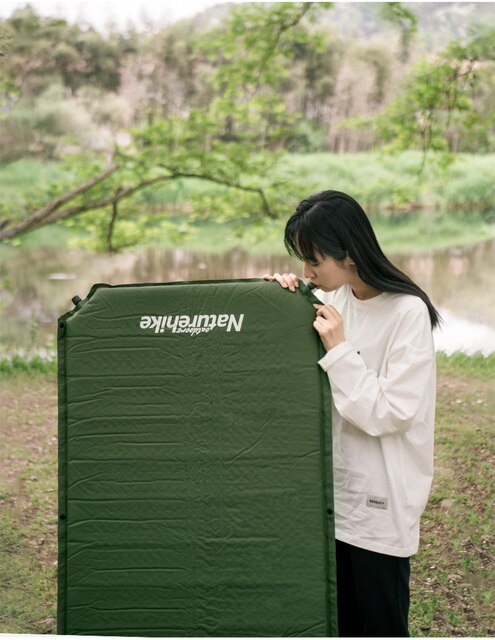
left=313, top=303, right=338, bottom=318
left=281, top=273, right=299, bottom=291
left=263, top=272, right=299, bottom=292
left=278, top=273, right=299, bottom=291
left=312, top=304, right=345, bottom=351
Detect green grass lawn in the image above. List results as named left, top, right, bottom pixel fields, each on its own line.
left=0, top=353, right=493, bottom=635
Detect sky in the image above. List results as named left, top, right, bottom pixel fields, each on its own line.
left=1, top=1, right=491, bottom=33
left=0, top=0, right=238, bottom=31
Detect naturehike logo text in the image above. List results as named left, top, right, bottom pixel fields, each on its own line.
left=139, top=313, right=244, bottom=336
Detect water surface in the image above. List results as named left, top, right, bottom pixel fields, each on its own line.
left=1, top=239, right=494, bottom=356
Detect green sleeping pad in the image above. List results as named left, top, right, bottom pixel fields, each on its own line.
left=57, top=278, right=337, bottom=636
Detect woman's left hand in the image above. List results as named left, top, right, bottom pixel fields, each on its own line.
left=313, top=304, right=345, bottom=351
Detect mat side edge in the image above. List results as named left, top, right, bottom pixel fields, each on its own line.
left=319, top=357, right=338, bottom=637
left=56, top=316, right=68, bottom=634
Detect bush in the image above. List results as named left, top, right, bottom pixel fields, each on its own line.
left=285, top=118, right=328, bottom=153
left=439, top=155, right=495, bottom=219
left=0, top=84, right=116, bottom=161
left=0, top=354, right=56, bottom=375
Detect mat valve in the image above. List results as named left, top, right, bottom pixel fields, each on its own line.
left=72, top=295, right=82, bottom=306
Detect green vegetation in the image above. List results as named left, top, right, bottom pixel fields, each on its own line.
left=277, top=152, right=495, bottom=215
left=1, top=152, right=493, bottom=256
left=0, top=353, right=493, bottom=635
left=1, top=4, right=494, bottom=251
left=3, top=151, right=494, bottom=218
left=1, top=8, right=492, bottom=631
left=435, top=352, right=495, bottom=381
left=0, top=373, right=58, bottom=634
left=361, top=23, right=495, bottom=159
left=0, top=355, right=56, bottom=375
left=410, top=353, right=494, bottom=636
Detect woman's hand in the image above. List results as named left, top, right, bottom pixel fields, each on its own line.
left=313, top=304, right=345, bottom=351
left=262, top=272, right=299, bottom=292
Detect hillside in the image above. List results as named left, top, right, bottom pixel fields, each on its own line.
left=190, top=2, right=495, bottom=51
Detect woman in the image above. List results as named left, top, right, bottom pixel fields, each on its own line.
left=263, top=190, right=439, bottom=637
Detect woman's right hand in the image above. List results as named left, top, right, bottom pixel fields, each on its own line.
left=262, top=272, right=300, bottom=292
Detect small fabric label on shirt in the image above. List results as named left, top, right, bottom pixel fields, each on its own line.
left=366, top=495, right=388, bottom=510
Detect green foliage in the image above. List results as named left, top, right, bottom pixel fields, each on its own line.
left=436, top=155, right=495, bottom=219
left=2, top=2, right=495, bottom=164
left=368, top=25, right=495, bottom=163
left=447, top=23, right=495, bottom=62
left=198, top=3, right=330, bottom=92
left=1, top=3, right=494, bottom=252
left=0, top=84, right=106, bottom=161
left=436, top=351, right=495, bottom=381
left=1, top=5, right=122, bottom=98
left=66, top=205, right=193, bottom=254
left=285, top=118, right=328, bottom=152
left=375, top=59, right=470, bottom=153
left=1, top=3, right=336, bottom=251
left=190, top=2, right=336, bottom=156
left=2, top=151, right=494, bottom=255
left=379, top=2, right=418, bottom=62
left=0, top=355, right=56, bottom=375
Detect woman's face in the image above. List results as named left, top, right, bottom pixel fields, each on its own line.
left=302, top=252, right=353, bottom=292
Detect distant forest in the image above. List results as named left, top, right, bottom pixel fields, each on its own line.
left=1, top=2, right=494, bottom=162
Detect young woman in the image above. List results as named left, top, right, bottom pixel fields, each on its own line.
left=263, top=190, right=439, bottom=638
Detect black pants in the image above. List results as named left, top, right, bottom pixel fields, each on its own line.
left=336, top=539, right=410, bottom=637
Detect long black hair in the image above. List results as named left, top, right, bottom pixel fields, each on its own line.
left=284, top=189, right=441, bottom=329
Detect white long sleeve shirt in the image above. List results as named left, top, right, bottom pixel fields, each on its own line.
left=315, top=284, right=436, bottom=557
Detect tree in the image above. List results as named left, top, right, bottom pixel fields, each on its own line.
left=379, top=2, right=418, bottom=63
left=136, top=21, right=207, bottom=123
left=0, top=5, right=122, bottom=102
left=347, top=25, right=495, bottom=166
left=0, top=2, right=333, bottom=251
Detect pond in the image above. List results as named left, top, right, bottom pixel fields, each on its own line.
left=1, top=239, right=494, bottom=357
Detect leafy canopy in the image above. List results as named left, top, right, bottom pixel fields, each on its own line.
left=0, top=2, right=333, bottom=252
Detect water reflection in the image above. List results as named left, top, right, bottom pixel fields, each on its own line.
left=433, top=309, right=495, bottom=356
left=394, top=240, right=495, bottom=355
left=397, top=240, right=494, bottom=327
left=1, top=239, right=494, bottom=355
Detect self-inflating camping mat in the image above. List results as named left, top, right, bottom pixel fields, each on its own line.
left=57, top=278, right=337, bottom=637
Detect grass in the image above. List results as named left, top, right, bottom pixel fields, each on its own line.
left=0, top=355, right=57, bottom=375
left=1, top=209, right=493, bottom=258
left=0, top=353, right=494, bottom=635
left=0, top=372, right=58, bottom=633
left=1, top=152, right=494, bottom=256
left=409, top=353, right=494, bottom=636
left=277, top=151, right=495, bottom=214
left=0, top=158, right=61, bottom=202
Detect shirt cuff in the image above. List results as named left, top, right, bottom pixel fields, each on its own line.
left=318, top=340, right=355, bottom=372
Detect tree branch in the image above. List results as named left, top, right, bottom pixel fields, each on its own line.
left=0, top=164, right=117, bottom=239
left=106, top=188, right=124, bottom=253
left=257, top=3, right=313, bottom=85
left=0, top=173, right=175, bottom=240
left=0, top=164, right=276, bottom=242
left=43, top=175, right=175, bottom=225
left=157, top=165, right=276, bottom=218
